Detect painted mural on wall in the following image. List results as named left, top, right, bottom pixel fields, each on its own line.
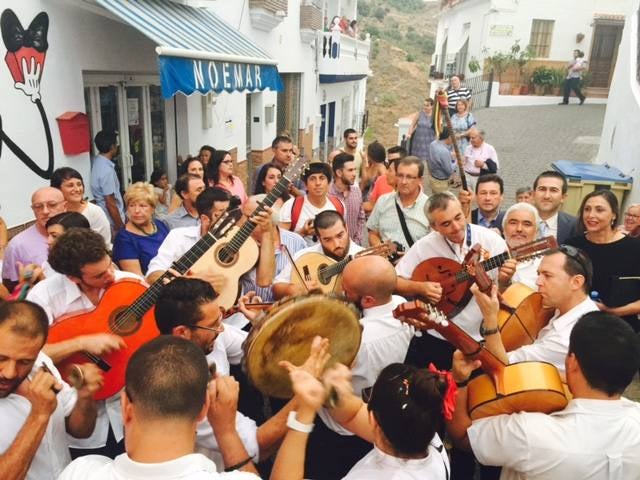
left=0, top=9, right=54, bottom=180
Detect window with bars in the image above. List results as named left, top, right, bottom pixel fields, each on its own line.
left=529, top=19, right=555, bottom=58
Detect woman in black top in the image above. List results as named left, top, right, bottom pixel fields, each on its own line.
left=565, top=190, right=640, bottom=331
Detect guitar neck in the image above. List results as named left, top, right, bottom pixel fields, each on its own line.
left=321, top=255, right=352, bottom=280
left=453, top=251, right=510, bottom=283
left=219, top=177, right=291, bottom=259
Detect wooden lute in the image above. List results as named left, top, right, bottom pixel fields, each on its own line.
left=393, top=300, right=569, bottom=419
left=47, top=213, right=237, bottom=400
left=411, top=236, right=557, bottom=315
left=190, top=157, right=307, bottom=308
left=436, top=89, right=468, bottom=191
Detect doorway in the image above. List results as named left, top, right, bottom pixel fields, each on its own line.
left=84, top=73, right=168, bottom=189
left=589, top=21, right=624, bottom=89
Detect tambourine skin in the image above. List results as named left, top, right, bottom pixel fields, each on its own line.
left=243, top=294, right=362, bottom=398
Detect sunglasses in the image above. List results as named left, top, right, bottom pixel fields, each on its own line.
left=559, top=244, right=591, bottom=283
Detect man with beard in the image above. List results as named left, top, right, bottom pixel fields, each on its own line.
left=532, top=170, right=578, bottom=244
left=90, top=130, right=125, bottom=232
left=330, top=153, right=365, bottom=245
left=0, top=300, right=102, bottom=479
left=329, top=129, right=365, bottom=185
left=273, top=210, right=362, bottom=299
left=252, top=135, right=304, bottom=197
left=154, top=278, right=295, bottom=470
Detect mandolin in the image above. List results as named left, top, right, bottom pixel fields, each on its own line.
left=190, top=157, right=308, bottom=309
left=291, top=243, right=391, bottom=294
left=411, top=236, right=557, bottom=315
left=47, top=213, right=237, bottom=400
left=393, top=300, right=569, bottom=419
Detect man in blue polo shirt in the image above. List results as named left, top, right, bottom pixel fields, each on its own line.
left=90, top=130, right=125, bottom=232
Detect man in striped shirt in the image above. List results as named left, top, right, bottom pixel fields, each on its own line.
left=446, top=75, right=472, bottom=116
left=329, top=153, right=365, bottom=245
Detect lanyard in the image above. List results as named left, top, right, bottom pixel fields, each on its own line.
left=444, top=223, right=471, bottom=261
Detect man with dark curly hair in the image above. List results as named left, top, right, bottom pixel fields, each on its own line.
left=27, top=227, right=142, bottom=459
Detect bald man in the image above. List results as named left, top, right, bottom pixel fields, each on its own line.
left=2, top=187, right=66, bottom=291
left=307, top=255, right=415, bottom=479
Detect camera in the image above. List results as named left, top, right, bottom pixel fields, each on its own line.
left=388, top=241, right=405, bottom=265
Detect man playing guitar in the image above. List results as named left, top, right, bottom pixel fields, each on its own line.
left=272, top=210, right=363, bottom=299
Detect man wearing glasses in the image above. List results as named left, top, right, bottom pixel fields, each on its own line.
left=2, top=187, right=66, bottom=292
left=469, top=246, right=598, bottom=376
left=367, top=156, right=430, bottom=252
left=154, top=277, right=297, bottom=472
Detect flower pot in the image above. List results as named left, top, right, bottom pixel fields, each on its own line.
left=551, top=86, right=561, bottom=96
left=512, top=87, right=521, bottom=95
left=520, top=85, right=530, bottom=95
left=534, top=85, right=545, bottom=96
left=498, top=82, right=512, bottom=95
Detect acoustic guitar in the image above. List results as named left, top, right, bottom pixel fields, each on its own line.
left=411, top=236, right=557, bottom=315
left=291, top=243, right=391, bottom=294
left=190, top=157, right=307, bottom=309
left=394, top=300, right=569, bottom=420
left=46, top=213, right=237, bottom=400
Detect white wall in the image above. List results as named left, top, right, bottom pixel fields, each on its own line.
left=596, top=0, right=640, bottom=207
left=0, top=0, right=159, bottom=227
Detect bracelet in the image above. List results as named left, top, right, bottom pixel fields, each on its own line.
left=224, top=456, right=253, bottom=472
left=455, top=378, right=470, bottom=388
left=287, top=411, right=314, bottom=433
left=479, top=323, right=499, bottom=337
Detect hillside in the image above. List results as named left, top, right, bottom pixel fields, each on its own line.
left=358, top=0, right=440, bottom=148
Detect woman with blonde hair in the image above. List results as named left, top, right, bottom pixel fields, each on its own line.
left=113, top=182, right=169, bottom=276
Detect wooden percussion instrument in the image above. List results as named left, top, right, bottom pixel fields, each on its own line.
left=243, top=294, right=362, bottom=398
left=394, top=300, right=569, bottom=420
left=436, top=89, right=469, bottom=191
left=411, top=236, right=557, bottom=316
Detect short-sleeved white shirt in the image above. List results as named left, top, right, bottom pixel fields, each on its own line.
left=26, top=270, right=142, bottom=449
left=147, top=225, right=200, bottom=275
left=83, top=201, right=113, bottom=250
left=343, top=436, right=450, bottom=479
left=507, top=296, right=598, bottom=375
left=273, top=241, right=364, bottom=285
left=58, top=452, right=260, bottom=479
left=469, top=398, right=640, bottom=480
left=0, top=352, right=77, bottom=480
left=279, top=196, right=340, bottom=245
left=395, top=224, right=507, bottom=340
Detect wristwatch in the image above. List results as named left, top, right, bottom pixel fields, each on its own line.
left=287, top=411, right=314, bottom=433
left=479, top=323, right=499, bottom=337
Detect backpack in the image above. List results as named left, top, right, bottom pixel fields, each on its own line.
left=290, top=195, right=345, bottom=231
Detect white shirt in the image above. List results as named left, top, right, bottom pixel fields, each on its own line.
left=507, top=297, right=598, bottom=375
left=59, top=452, right=259, bottom=479
left=395, top=224, right=507, bottom=340
left=511, top=257, right=541, bottom=291
left=83, top=201, right=113, bottom=250
left=539, top=212, right=558, bottom=240
left=147, top=225, right=200, bottom=274
left=26, top=270, right=142, bottom=448
left=196, top=325, right=260, bottom=470
left=319, top=296, right=414, bottom=434
left=343, top=436, right=450, bottom=480
left=0, top=352, right=77, bottom=480
left=279, top=196, right=340, bottom=245
left=469, top=398, right=640, bottom=480
left=274, top=240, right=364, bottom=285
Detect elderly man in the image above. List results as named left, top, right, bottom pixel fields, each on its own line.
left=446, top=75, right=472, bottom=116
left=2, top=187, right=66, bottom=292
left=463, top=129, right=499, bottom=188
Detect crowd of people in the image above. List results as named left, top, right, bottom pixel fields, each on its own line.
left=1, top=105, right=640, bottom=480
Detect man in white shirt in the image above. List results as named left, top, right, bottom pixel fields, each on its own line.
left=0, top=300, right=102, bottom=480
left=463, top=129, right=499, bottom=189
left=395, top=192, right=507, bottom=369
left=448, top=311, right=640, bottom=480
left=59, top=336, right=260, bottom=479
left=279, top=162, right=344, bottom=245
left=273, top=210, right=363, bottom=299
left=154, top=277, right=295, bottom=470
left=532, top=170, right=578, bottom=244
left=471, top=245, right=598, bottom=375
left=27, top=229, right=138, bottom=458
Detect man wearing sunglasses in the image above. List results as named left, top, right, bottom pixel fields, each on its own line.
left=470, top=246, right=598, bottom=375
left=154, top=277, right=296, bottom=472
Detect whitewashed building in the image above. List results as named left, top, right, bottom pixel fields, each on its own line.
left=596, top=0, right=640, bottom=206
left=0, top=0, right=369, bottom=228
left=430, top=0, right=630, bottom=104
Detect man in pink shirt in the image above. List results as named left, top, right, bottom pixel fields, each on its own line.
left=463, top=128, right=499, bottom=187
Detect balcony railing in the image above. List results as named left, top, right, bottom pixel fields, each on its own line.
left=317, top=31, right=370, bottom=81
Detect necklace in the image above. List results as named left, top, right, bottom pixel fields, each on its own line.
left=129, top=221, right=157, bottom=236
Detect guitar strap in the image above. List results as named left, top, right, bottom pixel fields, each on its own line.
left=282, top=245, right=309, bottom=292
left=395, top=201, right=415, bottom=248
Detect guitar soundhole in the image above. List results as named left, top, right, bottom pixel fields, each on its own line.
left=318, top=263, right=330, bottom=285
left=109, top=308, right=141, bottom=336
left=215, top=244, right=237, bottom=267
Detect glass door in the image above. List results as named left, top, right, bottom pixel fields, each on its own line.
left=125, top=86, right=147, bottom=183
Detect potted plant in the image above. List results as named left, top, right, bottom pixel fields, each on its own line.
left=510, top=40, right=532, bottom=94
left=550, top=68, right=565, bottom=96
left=485, top=50, right=513, bottom=95
left=531, top=66, right=552, bottom=95
left=468, top=57, right=481, bottom=74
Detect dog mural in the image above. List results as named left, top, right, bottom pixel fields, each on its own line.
left=0, top=8, right=54, bottom=180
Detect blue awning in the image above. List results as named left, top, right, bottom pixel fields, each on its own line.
left=95, top=0, right=283, bottom=98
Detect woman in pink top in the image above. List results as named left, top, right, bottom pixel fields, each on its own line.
left=207, top=150, right=248, bottom=205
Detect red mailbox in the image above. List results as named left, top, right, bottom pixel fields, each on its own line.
left=56, top=112, right=90, bottom=155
